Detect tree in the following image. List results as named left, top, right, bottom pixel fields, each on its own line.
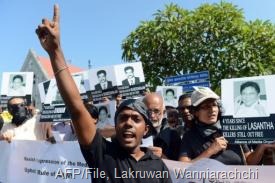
left=121, top=2, right=275, bottom=93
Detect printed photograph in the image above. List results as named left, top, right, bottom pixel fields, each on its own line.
left=221, top=75, right=275, bottom=118
left=88, top=66, right=116, bottom=91
left=1, top=72, right=33, bottom=97
left=156, top=86, right=182, bottom=108
left=95, top=101, right=116, bottom=129
left=233, top=79, right=268, bottom=118
left=114, top=62, right=145, bottom=86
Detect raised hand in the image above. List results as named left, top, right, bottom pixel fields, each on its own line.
left=36, top=4, right=60, bottom=53
left=35, top=5, right=97, bottom=146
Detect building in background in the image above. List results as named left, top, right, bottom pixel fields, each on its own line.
left=20, top=49, right=84, bottom=109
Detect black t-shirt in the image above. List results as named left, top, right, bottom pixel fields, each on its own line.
left=179, top=126, right=250, bottom=165
left=154, top=128, right=181, bottom=161
left=80, top=131, right=172, bottom=183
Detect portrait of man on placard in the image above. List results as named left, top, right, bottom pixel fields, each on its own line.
left=8, top=74, right=26, bottom=96
left=122, top=66, right=140, bottom=86
left=155, top=86, right=182, bottom=108
left=94, top=70, right=113, bottom=90
left=234, top=79, right=268, bottom=118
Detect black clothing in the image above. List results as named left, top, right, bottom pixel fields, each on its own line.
left=80, top=131, right=172, bottom=183
left=0, top=116, right=3, bottom=131
left=122, top=77, right=140, bottom=86
left=154, top=127, right=181, bottom=161
left=179, top=124, right=249, bottom=165
left=95, top=81, right=113, bottom=90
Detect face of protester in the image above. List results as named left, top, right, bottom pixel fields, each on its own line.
left=178, top=97, right=193, bottom=122
left=144, top=94, right=165, bottom=128
left=115, top=108, right=149, bottom=153
left=97, top=73, right=106, bottom=83
left=241, top=86, right=259, bottom=107
left=13, top=78, right=24, bottom=90
left=98, top=108, right=108, bottom=122
left=167, top=110, right=179, bottom=129
left=195, top=99, right=219, bottom=125
left=125, top=69, right=134, bottom=79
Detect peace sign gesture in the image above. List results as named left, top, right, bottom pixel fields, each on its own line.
left=36, top=4, right=60, bottom=53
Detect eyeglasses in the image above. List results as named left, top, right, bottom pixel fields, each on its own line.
left=148, top=109, right=162, bottom=116
left=8, top=102, right=26, bottom=111
left=177, top=106, right=192, bottom=111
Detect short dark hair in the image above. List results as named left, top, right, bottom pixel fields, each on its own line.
left=84, top=103, right=99, bottom=119
left=192, top=98, right=224, bottom=120
left=12, top=75, right=24, bottom=82
left=124, top=66, right=134, bottom=73
left=240, top=81, right=260, bottom=94
left=98, top=106, right=108, bottom=114
left=166, top=89, right=175, bottom=96
left=178, top=93, right=191, bottom=103
left=97, top=70, right=106, bottom=76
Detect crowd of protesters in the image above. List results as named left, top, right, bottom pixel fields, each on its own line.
left=1, top=4, right=275, bottom=183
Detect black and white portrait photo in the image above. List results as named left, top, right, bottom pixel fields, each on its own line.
left=221, top=76, right=274, bottom=118
left=95, top=101, right=116, bottom=129
left=9, top=74, right=26, bottom=96
left=114, top=62, right=145, bottom=86
left=88, top=66, right=116, bottom=91
left=122, top=66, right=140, bottom=86
left=94, top=70, right=113, bottom=90
left=156, top=86, right=182, bottom=108
left=1, top=72, right=33, bottom=97
left=233, top=79, right=268, bottom=118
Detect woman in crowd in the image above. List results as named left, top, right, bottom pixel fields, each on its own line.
left=179, top=86, right=273, bottom=165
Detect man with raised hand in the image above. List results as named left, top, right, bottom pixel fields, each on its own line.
left=36, top=5, right=172, bottom=183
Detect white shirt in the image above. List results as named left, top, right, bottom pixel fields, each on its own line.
left=234, top=100, right=268, bottom=118
left=0, top=115, right=49, bottom=140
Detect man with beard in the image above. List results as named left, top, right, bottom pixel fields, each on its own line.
left=35, top=5, right=172, bottom=183
left=143, top=93, right=181, bottom=160
left=0, top=97, right=51, bottom=142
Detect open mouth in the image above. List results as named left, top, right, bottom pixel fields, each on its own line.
left=122, top=131, right=135, bottom=140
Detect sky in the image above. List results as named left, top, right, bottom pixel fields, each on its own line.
left=0, top=0, right=275, bottom=88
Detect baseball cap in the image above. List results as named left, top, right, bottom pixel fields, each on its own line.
left=115, top=98, right=156, bottom=137
left=191, top=86, right=220, bottom=107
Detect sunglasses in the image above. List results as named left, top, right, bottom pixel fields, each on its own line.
left=8, top=102, right=26, bottom=111
left=177, top=106, right=192, bottom=111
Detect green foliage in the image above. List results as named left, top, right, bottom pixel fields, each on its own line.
left=122, top=2, right=275, bottom=93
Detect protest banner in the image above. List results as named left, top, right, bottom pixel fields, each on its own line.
left=0, top=140, right=272, bottom=183
left=0, top=140, right=90, bottom=183
left=221, top=75, right=275, bottom=144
